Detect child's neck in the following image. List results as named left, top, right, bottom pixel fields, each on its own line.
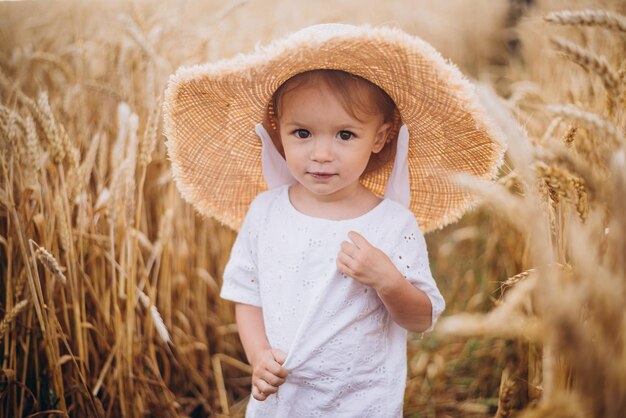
left=288, top=183, right=382, bottom=220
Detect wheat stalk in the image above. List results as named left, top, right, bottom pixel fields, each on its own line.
left=570, top=176, right=589, bottom=221
left=545, top=9, right=626, bottom=33
left=74, top=132, right=100, bottom=201
left=108, top=159, right=128, bottom=225
left=508, top=81, right=544, bottom=108
left=58, top=121, right=79, bottom=170
left=138, top=99, right=161, bottom=168
left=119, top=14, right=171, bottom=71
left=535, top=162, right=570, bottom=208
left=561, top=125, right=579, bottom=145
left=495, top=368, right=515, bottom=418
left=137, top=287, right=171, bottom=344
left=35, top=246, right=67, bottom=286
left=14, top=269, right=28, bottom=301
left=23, top=115, right=43, bottom=188
left=29, top=51, right=74, bottom=81
left=0, top=299, right=30, bottom=343
left=112, top=102, right=130, bottom=170
left=35, top=91, right=65, bottom=164
left=497, top=170, right=523, bottom=193
left=502, top=264, right=572, bottom=296
left=540, top=117, right=563, bottom=144
left=535, top=161, right=589, bottom=220
left=83, top=80, right=125, bottom=101
left=437, top=277, right=543, bottom=339
left=544, top=104, right=624, bottom=145
left=0, top=105, right=26, bottom=136
left=54, top=194, right=72, bottom=254
left=549, top=36, right=620, bottom=93
left=502, top=268, right=536, bottom=291
left=0, top=65, right=12, bottom=93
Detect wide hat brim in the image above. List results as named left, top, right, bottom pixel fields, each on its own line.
left=163, top=24, right=506, bottom=232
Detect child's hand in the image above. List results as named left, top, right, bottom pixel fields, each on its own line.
left=251, top=348, right=288, bottom=401
left=337, top=231, right=402, bottom=292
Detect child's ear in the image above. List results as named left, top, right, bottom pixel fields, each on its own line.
left=372, top=122, right=391, bottom=154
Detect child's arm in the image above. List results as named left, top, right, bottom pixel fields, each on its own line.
left=336, top=231, right=433, bottom=333
left=235, top=303, right=289, bottom=401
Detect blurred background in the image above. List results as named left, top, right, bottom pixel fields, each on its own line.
left=1, top=0, right=625, bottom=416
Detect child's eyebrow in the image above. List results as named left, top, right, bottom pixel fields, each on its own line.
left=282, top=120, right=364, bottom=130
left=282, top=120, right=309, bottom=127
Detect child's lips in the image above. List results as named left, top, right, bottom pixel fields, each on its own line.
left=308, top=171, right=336, bottom=179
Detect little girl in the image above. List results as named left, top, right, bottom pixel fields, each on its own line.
left=164, top=24, right=505, bottom=417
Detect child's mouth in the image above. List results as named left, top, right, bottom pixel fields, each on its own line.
left=309, top=172, right=336, bottom=179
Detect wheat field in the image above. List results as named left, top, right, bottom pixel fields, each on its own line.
left=1, top=0, right=625, bottom=417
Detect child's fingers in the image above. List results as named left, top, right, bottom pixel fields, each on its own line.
left=251, top=384, right=269, bottom=401
left=262, top=352, right=288, bottom=379
left=339, top=240, right=359, bottom=258
left=336, top=253, right=355, bottom=277
left=271, top=348, right=288, bottom=365
left=347, top=231, right=371, bottom=249
left=258, top=369, right=286, bottom=387
left=270, top=348, right=289, bottom=378
left=254, top=375, right=280, bottom=395
left=336, top=252, right=353, bottom=269
left=251, top=381, right=278, bottom=401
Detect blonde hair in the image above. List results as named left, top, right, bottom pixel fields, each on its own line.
left=264, top=69, right=402, bottom=174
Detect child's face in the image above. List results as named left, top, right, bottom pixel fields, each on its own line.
left=278, top=81, right=390, bottom=200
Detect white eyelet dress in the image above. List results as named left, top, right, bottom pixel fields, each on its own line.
left=221, top=185, right=445, bottom=418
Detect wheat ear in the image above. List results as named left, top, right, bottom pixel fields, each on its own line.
left=0, top=300, right=30, bottom=343
left=29, top=51, right=74, bottom=81
left=138, top=99, right=161, bottom=167
left=545, top=9, right=626, bottom=33
left=550, top=37, right=620, bottom=93
left=35, top=246, right=67, bottom=286
left=495, top=368, right=515, bottom=418
left=137, top=288, right=171, bottom=344
left=544, top=104, right=624, bottom=145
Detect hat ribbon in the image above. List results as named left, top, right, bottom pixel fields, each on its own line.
left=256, top=124, right=298, bottom=188
left=383, top=124, right=410, bottom=207
left=255, top=123, right=410, bottom=208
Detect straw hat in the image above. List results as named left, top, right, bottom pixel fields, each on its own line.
left=163, top=24, right=506, bottom=232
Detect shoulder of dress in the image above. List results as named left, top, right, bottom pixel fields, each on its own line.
left=380, top=199, right=429, bottom=235
left=382, top=199, right=417, bottom=223
left=247, top=185, right=287, bottom=214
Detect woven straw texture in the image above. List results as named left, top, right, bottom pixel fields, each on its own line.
left=163, top=24, right=506, bottom=232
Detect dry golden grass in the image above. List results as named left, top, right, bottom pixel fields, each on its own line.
left=1, top=0, right=625, bottom=417
left=431, top=1, right=626, bottom=416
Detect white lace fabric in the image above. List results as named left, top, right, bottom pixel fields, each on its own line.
left=221, top=186, right=445, bottom=417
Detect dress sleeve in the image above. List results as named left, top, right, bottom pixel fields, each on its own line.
left=220, top=199, right=263, bottom=307
left=391, top=216, right=445, bottom=332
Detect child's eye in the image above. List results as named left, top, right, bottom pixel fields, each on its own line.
left=293, top=129, right=311, bottom=139
left=338, top=130, right=355, bottom=141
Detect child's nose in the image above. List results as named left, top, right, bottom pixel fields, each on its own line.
left=310, top=137, right=334, bottom=162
